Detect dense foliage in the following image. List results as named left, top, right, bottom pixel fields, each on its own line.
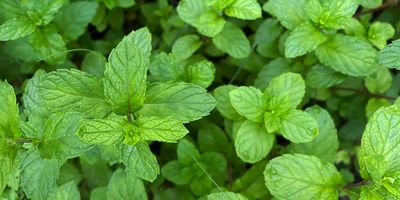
left=0, top=0, right=400, bottom=199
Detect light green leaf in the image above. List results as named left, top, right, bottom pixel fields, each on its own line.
left=104, top=37, right=146, bottom=115
left=0, top=144, right=14, bottom=194
left=185, top=60, right=215, bottom=88
left=23, top=70, right=48, bottom=124
left=107, top=169, right=147, bottom=200
left=224, top=0, right=261, bottom=20
left=172, top=35, right=203, bottom=60
left=0, top=17, right=35, bottom=41
left=161, top=160, right=192, bottom=185
left=126, top=27, right=152, bottom=66
left=213, top=85, right=243, bottom=120
left=279, top=110, right=319, bottom=143
left=81, top=52, right=107, bottom=77
left=47, top=181, right=80, bottom=200
left=306, top=64, right=347, bottom=88
left=121, top=142, right=159, bottom=182
left=196, top=10, right=226, bottom=37
left=54, top=1, right=99, bottom=41
left=265, top=72, right=305, bottom=111
left=368, top=22, right=395, bottom=50
left=29, top=26, right=66, bottom=64
left=254, top=58, right=291, bottom=90
left=21, top=0, right=64, bottom=25
left=287, top=106, right=339, bottom=162
left=177, top=139, right=200, bottom=165
left=378, top=39, right=400, bottom=69
left=361, top=0, right=382, bottom=8
left=316, top=34, right=378, bottom=76
left=365, top=68, right=392, bottom=94
left=264, top=154, right=342, bottom=200
left=212, top=22, right=251, bottom=59
left=39, top=112, right=91, bottom=160
left=229, top=86, right=265, bottom=122
left=360, top=105, right=400, bottom=178
left=103, top=0, right=135, bottom=9
left=138, top=81, right=216, bottom=123
left=20, top=149, right=61, bottom=200
left=305, top=0, right=360, bottom=29
left=205, top=0, right=234, bottom=11
left=343, top=18, right=366, bottom=37
left=365, top=98, right=391, bottom=118
left=0, top=0, right=24, bottom=19
left=235, top=120, right=274, bottom=163
left=208, top=192, right=248, bottom=200
left=149, top=52, right=183, bottom=82
left=135, top=116, right=188, bottom=142
left=285, top=22, right=327, bottom=58
left=263, top=0, right=308, bottom=30
left=77, top=117, right=125, bottom=146
left=0, top=81, right=20, bottom=138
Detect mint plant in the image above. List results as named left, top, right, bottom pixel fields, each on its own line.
left=1, top=0, right=400, bottom=199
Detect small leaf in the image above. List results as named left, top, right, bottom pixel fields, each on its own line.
left=213, top=85, right=243, bottom=121
left=185, top=60, right=215, bottom=88
left=224, top=0, right=262, bottom=20
left=172, top=34, right=203, bottom=60
left=230, top=86, right=265, bottom=122
left=263, top=0, right=308, bottom=30
left=279, top=110, right=319, bottom=143
left=177, top=139, right=200, bottom=165
left=0, top=81, right=20, bottom=138
left=368, top=22, right=395, bottom=49
left=212, top=22, right=251, bottom=59
left=136, top=116, right=188, bottom=143
left=161, top=160, right=192, bottom=185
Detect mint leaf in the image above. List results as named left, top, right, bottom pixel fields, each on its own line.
left=264, top=154, right=342, bottom=200
left=0, top=17, right=35, bottom=41
left=198, top=124, right=232, bottom=156
left=0, top=81, right=20, bottom=138
left=287, top=106, right=339, bottom=162
left=106, top=169, right=147, bottom=200
left=104, top=37, right=146, bottom=115
left=103, top=0, right=135, bottom=9
left=229, top=86, right=265, bottom=122
left=205, top=0, right=233, bottom=11
left=177, top=139, right=200, bottom=165
left=255, top=19, right=284, bottom=58
left=224, top=0, right=261, bottom=20
left=149, top=52, right=183, bottom=82
left=0, top=0, right=24, bottom=19
left=365, top=68, right=392, bottom=94
left=316, top=34, right=378, bottom=76
left=185, top=60, right=215, bottom=88
left=81, top=52, right=107, bottom=77
left=47, top=181, right=80, bottom=200
left=263, top=0, right=308, bottom=30
left=172, top=35, right=203, bottom=61
left=21, top=0, right=64, bottom=25
left=161, top=160, right=192, bottom=185
left=235, top=120, right=274, bottom=163
left=368, top=22, right=395, bottom=49
left=139, top=81, right=216, bottom=123
left=378, top=39, right=400, bottom=69
left=366, top=98, right=391, bottom=118
left=0, top=144, right=13, bottom=194
left=135, top=116, right=188, bottom=143
left=29, top=26, right=67, bottom=64
left=77, top=117, right=125, bottom=146
left=126, top=27, right=152, bottom=66
left=212, top=22, right=251, bottom=59
left=208, top=192, right=248, bottom=200
left=213, top=85, right=243, bottom=121
left=361, top=0, right=382, bottom=8
left=306, top=64, right=347, bottom=88
left=254, top=58, right=291, bottom=90
left=54, top=1, right=99, bottom=41
left=285, top=22, right=327, bottom=58
left=279, top=110, right=319, bottom=143
left=23, top=70, right=49, bottom=124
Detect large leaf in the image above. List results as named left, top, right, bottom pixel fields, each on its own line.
left=0, top=81, right=20, bottom=138
left=263, top=0, right=308, bottom=30
left=0, top=17, right=35, bottom=41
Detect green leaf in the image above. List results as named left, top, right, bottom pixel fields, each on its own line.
left=0, top=0, right=25, bottom=19
left=365, top=68, right=392, bottom=94
left=378, top=39, right=400, bottom=69
left=104, top=37, right=146, bottom=115
left=0, top=17, right=35, bottom=41
left=138, top=81, right=216, bottom=123
left=265, top=72, right=305, bottom=111
left=149, top=52, right=183, bottom=82
left=213, top=85, right=243, bottom=121
left=255, top=19, right=284, bottom=58
left=172, top=35, right=203, bottom=61
left=287, top=106, right=339, bottom=162
left=198, top=124, right=231, bottom=156
left=315, top=34, right=378, bottom=76
left=81, top=52, right=107, bottom=77
left=177, top=139, right=200, bottom=165
left=212, top=22, right=251, bottom=59
left=205, top=0, right=234, bottom=11
left=107, top=169, right=147, bottom=200
left=305, top=0, right=360, bottom=29
left=361, top=0, right=382, bottom=8
left=199, top=152, right=227, bottom=180
left=0, top=81, right=20, bottom=138
left=185, top=60, right=215, bottom=88
left=208, top=192, right=248, bottom=200
left=135, top=116, right=188, bottom=142
left=126, top=27, right=152, bottom=66
left=360, top=105, right=400, bottom=179
left=20, top=149, right=61, bottom=200
left=121, top=142, right=159, bottom=182
left=77, top=117, right=125, bottom=146
left=279, top=110, right=319, bottom=143
left=306, top=64, right=347, bottom=88
left=254, top=58, right=291, bottom=90
left=54, top=1, right=99, bottom=41
left=229, top=86, right=265, bottom=122
left=263, top=0, right=308, bottom=30
left=21, top=0, right=64, bottom=25
left=47, top=181, right=80, bottom=200
left=365, top=98, right=391, bottom=118
left=264, top=154, right=342, bottom=200
left=29, top=26, right=66, bottom=64
left=235, top=120, right=275, bottom=163
left=39, top=112, right=91, bottom=160
left=368, top=22, right=395, bottom=50
left=224, top=0, right=261, bottom=20
left=285, top=22, right=327, bottom=58
left=103, top=0, right=135, bottom=9
left=161, top=160, right=192, bottom=185
left=0, top=144, right=14, bottom=194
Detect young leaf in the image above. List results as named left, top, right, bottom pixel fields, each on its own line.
left=104, top=37, right=147, bottom=115
left=0, top=17, right=36, bottom=41
left=106, top=169, right=147, bottom=200
left=21, top=0, right=64, bottom=25
left=368, top=22, right=395, bottom=50
left=263, top=0, right=308, bottom=30
left=0, top=81, right=20, bottom=138
left=138, top=81, right=216, bottom=123
left=224, top=0, right=262, bottom=20
left=212, top=22, right=251, bottom=59
left=135, top=116, right=188, bottom=143
left=77, top=117, right=126, bottom=146
left=208, top=192, right=248, bottom=200
left=235, top=120, right=274, bottom=163
left=315, top=34, right=378, bottom=76
left=378, top=39, right=400, bottom=69
left=172, top=35, right=203, bottom=61
left=279, top=110, right=319, bottom=143
left=47, top=181, right=80, bottom=200
left=264, top=154, right=342, bottom=200
left=285, top=22, right=327, bottom=58
left=229, top=86, right=265, bottom=122
left=185, top=60, right=215, bottom=88
left=213, top=85, right=243, bottom=121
